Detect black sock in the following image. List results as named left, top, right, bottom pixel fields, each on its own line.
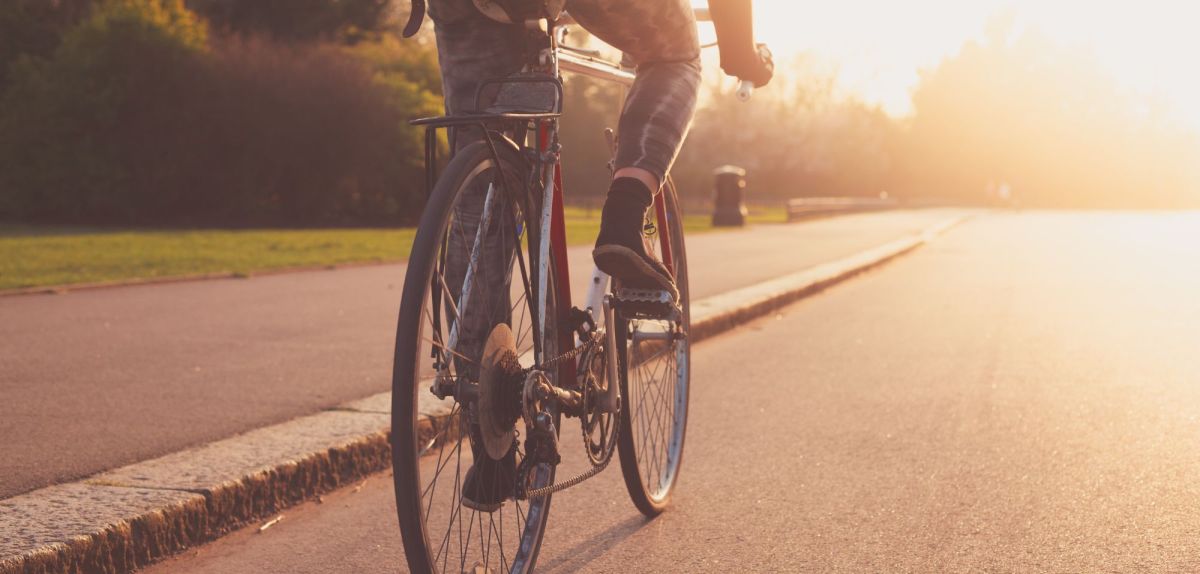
left=597, top=178, right=652, bottom=249
left=607, top=177, right=653, bottom=210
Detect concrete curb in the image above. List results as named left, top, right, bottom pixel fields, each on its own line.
left=689, top=215, right=964, bottom=340
left=0, top=214, right=970, bottom=574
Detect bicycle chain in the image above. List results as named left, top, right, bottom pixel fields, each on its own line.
left=532, top=335, right=595, bottom=373
left=522, top=432, right=617, bottom=498
left=516, top=334, right=620, bottom=499
left=523, top=293, right=681, bottom=498
left=518, top=400, right=620, bottom=500
left=516, top=290, right=680, bottom=499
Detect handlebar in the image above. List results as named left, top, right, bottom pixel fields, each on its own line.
left=555, top=8, right=759, bottom=102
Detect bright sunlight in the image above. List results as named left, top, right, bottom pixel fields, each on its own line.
left=750, top=0, right=1200, bottom=127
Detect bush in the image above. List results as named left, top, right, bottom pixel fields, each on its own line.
left=0, top=0, right=207, bottom=223
left=0, top=0, right=93, bottom=89
left=190, top=37, right=437, bottom=225
left=0, top=0, right=442, bottom=226
left=186, top=0, right=393, bottom=42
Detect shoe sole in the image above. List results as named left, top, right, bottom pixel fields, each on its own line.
left=592, top=245, right=679, bottom=301
left=460, top=498, right=504, bottom=513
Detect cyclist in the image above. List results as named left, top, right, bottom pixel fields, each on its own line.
left=424, top=0, right=774, bottom=511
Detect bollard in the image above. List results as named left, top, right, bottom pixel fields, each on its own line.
left=711, top=165, right=748, bottom=227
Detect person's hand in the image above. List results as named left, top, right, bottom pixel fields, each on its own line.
left=710, top=0, right=773, bottom=86
left=721, top=43, right=774, bottom=88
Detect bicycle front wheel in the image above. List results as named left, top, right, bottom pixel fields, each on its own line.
left=391, top=139, right=560, bottom=574
left=615, top=177, right=691, bottom=516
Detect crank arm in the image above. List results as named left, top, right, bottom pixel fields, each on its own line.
left=597, top=295, right=621, bottom=413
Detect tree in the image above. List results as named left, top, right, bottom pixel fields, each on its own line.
left=899, top=23, right=1200, bottom=207
left=186, top=0, right=394, bottom=42
left=0, top=0, right=207, bottom=222
left=0, top=0, right=94, bottom=89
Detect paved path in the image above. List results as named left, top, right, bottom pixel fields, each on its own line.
left=0, top=210, right=960, bottom=499
left=145, top=211, right=1200, bottom=572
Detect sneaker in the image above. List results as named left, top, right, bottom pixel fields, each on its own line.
left=592, top=181, right=679, bottom=301
left=460, top=443, right=517, bottom=512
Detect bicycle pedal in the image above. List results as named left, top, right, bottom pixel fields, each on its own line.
left=615, top=288, right=673, bottom=304
left=613, top=288, right=680, bottom=321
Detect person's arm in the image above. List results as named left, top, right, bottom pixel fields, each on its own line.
left=709, top=0, right=774, bottom=87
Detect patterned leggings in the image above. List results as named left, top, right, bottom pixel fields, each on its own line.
left=429, top=1, right=701, bottom=369
left=430, top=0, right=702, bottom=185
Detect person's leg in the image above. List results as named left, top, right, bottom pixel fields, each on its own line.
left=568, top=0, right=702, bottom=298
left=432, top=0, right=526, bottom=372
left=432, top=0, right=526, bottom=146
left=430, top=0, right=525, bottom=511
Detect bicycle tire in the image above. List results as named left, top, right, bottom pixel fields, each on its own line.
left=392, top=139, right=561, bottom=574
left=614, top=177, right=691, bottom=516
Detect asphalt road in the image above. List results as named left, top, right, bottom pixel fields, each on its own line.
left=0, top=210, right=959, bottom=499
left=145, top=211, right=1200, bottom=572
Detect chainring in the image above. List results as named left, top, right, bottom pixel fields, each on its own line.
left=579, top=343, right=618, bottom=466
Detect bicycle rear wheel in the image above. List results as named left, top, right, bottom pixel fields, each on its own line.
left=392, top=139, right=560, bottom=574
left=615, top=177, right=691, bottom=516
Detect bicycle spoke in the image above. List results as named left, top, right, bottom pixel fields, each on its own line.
left=421, top=405, right=462, bottom=492
left=514, top=296, right=532, bottom=353
left=460, top=506, right=477, bottom=573
left=435, top=271, right=462, bottom=324
left=423, top=297, right=451, bottom=371
left=649, top=349, right=675, bottom=485
left=625, top=315, right=682, bottom=500
left=421, top=412, right=463, bottom=501
left=421, top=335, right=478, bottom=366
left=398, top=146, right=560, bottom=572
left=516, top=499, right=525, bottom=534
left=435, top=430, right=467, bottom=570
left=474, top=506, right=488, bottom=569
left=497, top=498, right=508, bottom=572
left=638, top=356, right=666, bottom=488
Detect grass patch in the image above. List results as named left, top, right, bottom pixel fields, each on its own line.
left=1, top=206, right=786, bottom=290
left=0, top=225, right=417, bottom=290
left=563, top=204, right=785, bottom=245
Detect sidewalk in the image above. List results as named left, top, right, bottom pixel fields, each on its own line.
left=1, top=209, right=973, bottom=573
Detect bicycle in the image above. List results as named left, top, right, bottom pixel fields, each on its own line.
left=391, top=8, right=755, bottom=573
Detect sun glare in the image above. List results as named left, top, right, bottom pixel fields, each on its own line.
left=746, top=0, right=1200, bottom=129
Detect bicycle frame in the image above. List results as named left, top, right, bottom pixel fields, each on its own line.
left=542, top=19, right=684, bottom=389
left=411, top=14, right=699, bottom=392
left=542, top=46, right=631, bottom=331
left=395, top=10, right=744, bottom=569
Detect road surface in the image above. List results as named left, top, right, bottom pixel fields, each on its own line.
left=0, top=210, right=959, bottom=499
left=146, top=211, right=1200, bottom=572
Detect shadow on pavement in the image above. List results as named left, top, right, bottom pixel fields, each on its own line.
left=537, top=513, right=650, bottom=573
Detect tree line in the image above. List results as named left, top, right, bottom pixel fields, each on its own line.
left=678, top=20, right=1200, bottom=208
left=2, top=1, right=1197, bottom=228
left=0, top=0, right=440, bottom=226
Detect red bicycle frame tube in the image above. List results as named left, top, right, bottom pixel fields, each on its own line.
left=543, top=124, right=677, bottom=387
left=654, top=191, right=674, bottom=276
left=543, top=125, right=577, bottom=385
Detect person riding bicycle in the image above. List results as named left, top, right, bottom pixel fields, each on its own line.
left=424, top=0, right=774, bottom=511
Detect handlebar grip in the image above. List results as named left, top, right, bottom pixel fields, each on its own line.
left=736, top=80, right=755, bottom=102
